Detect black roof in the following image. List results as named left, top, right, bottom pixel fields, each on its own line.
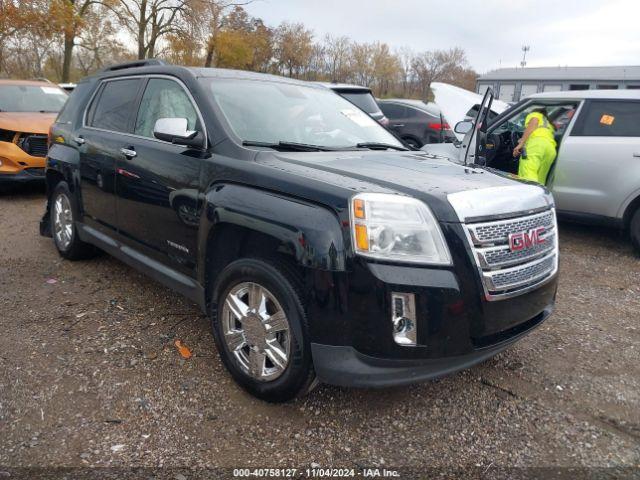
left=92, top=59, right=321, bottom=88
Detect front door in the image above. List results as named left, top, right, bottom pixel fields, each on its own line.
left=460, top=87, right=494, bottom=165
left=78, top=78, right=144, bottom=233
left=549, top=99, right=640, bottom=219
left=115, top=77, right=204, bottom=275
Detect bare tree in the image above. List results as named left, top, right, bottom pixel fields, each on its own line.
left=273, top=22, right=313, bottom=78
left=412, top=47, right=467, bottom=99
left=110, top=0, right=186, bottom=59
left=323, top=34, right=350, bottom=82
left=51, top=0, right=111, bottom=82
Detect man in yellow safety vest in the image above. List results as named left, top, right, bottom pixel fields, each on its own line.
left=513, top=108, right=557, bottom=185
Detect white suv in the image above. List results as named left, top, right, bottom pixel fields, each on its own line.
left=423, top=83, right=640, bottom=252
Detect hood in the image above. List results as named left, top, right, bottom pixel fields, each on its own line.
left=0, top=112, right=57, bottom=134
left=430, top=82, right=509, bottom=141
left=258, top=150, right=524, bottom=222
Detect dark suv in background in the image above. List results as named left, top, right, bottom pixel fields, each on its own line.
left=41, top=60, right=558, bottom=402
left=378, top=98, right=456, bottom=148
left=318, top=82, right=389, bottom=127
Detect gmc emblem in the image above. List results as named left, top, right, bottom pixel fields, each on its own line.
left=509, top=227, right=546, bottom=252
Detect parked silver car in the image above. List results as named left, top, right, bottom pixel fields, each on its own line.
left=422, top=84, right=640, bottom=252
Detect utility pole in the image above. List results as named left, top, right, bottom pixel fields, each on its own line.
left=520, top=45, right=530, bottom=68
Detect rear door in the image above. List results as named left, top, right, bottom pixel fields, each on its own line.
left=115, top=76, right=204, bottom=275
left=77, top=78, right=144, bottom=233
left=550, top=99, right=640, bottom=219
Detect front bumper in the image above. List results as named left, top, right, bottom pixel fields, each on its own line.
left=312, top=307, right=550, bottom=387
left=0, top=140, right=46, bottom=184
left=0, top=168, right=45, bottom=184
left=305, top=220, right=558, bottom=388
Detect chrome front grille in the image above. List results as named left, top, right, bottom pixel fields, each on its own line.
left=469, top=210, right=555, bottom=244
left=465, top=209, right=558, bottom=300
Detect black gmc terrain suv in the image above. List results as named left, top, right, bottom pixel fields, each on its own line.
left=41, top=60, right=558, bottom=402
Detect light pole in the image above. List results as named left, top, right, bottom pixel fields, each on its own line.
left=521, top=45, right=530, bottom=68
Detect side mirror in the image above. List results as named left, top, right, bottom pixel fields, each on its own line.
left=454, top=121, right=473, bottom=135
left=153, top=117, right=203, bottom=148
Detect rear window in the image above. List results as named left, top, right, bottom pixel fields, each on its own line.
left=339, top=91, right=382, bottom=115
left=88, top=78, right=142, bottom=133
left=57, top=82, right=92, bottom=125
left=572, top=100, right=640, bottom=137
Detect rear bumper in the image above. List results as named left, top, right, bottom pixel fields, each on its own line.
left=311, top=307, right=550, bottom=388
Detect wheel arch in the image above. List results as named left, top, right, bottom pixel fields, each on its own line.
left=198, top=183, right=347, bottom=309
left=622, top=192, right=640, bottom=231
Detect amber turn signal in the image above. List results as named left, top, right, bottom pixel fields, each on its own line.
left=354, top=224, right=369, bottom=250
left=353, top=198, right=366, bottom=219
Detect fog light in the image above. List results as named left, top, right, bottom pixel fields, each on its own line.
left=391, top=292, right=417, bottom=346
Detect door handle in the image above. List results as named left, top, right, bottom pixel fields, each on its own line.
left=73, top=136, right=85, bottom=145
left=392, top=124, right=405, bottom=127
left=633, top=152, right=640, bottom=158
left=120, top=148, right=137, bottom=159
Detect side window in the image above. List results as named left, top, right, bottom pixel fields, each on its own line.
left=380, top=103, right=406, bottom=119
left=404, top=107, right=421, bottom=119
left=89, top=79, right=142, bottom=132
left=134, top=78, right=199, bottom=139
left=572, top=100, right=640, bottom=137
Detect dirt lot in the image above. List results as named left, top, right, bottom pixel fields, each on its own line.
left=1, top=185, right=639, bottom=477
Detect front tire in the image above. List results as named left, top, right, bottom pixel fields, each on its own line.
left=50, top=181, right=95, bottom=260
left=630, top=208, right=640, bottom=254
left=211, top=258, right=315, bottom=402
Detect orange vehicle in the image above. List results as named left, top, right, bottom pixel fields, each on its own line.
left=0, top=79, right=68, bottom=186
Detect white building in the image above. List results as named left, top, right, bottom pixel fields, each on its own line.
left=476, top=66, right=640, bottom=103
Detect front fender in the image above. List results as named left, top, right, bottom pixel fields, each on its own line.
left=198, top=183, right=347, bottom=280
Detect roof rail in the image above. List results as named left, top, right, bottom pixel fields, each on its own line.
left=100, top=59, right=166, bottom=73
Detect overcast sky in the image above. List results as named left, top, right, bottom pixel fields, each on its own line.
left=244, top=0, right=640, bottom=73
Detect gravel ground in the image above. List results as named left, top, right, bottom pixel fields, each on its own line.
left=0, top=185, right=639, bottom=478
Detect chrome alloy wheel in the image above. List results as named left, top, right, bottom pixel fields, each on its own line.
left=221, top=282, right=291, bottom=382
left=53, top=193, right=73, bottom=250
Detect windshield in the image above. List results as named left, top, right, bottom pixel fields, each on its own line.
left=339, top=91, right=382, bottom=115
left=0, top=84, right=68, bottom=112
left=205, top=79, right=401, bottom=149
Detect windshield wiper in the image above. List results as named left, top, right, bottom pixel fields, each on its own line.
left=355, top=142, right=408, bottom=151
left=242, top=140, right=335, bottom=152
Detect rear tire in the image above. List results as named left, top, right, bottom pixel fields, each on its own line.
left=630, top=208, right=640, bottom=254
left=50, top=181, right=95, bottom=260
left=211, top=258, right=315, bottom=402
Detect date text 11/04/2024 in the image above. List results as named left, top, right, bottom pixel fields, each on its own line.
left=232, top=468, right=401, bottom=477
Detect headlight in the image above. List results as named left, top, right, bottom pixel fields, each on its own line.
left=349, top=193, right=451, bottom=265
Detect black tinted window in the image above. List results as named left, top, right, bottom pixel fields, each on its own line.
left=89, top=79, right=142, bottom=132
left=572, top=100, right=640, bottom=137
left=379, top=103, right=406, bottom=119
left=57, top=82, right=91, bottom=125
left=340, top=92, right=381, bottom=115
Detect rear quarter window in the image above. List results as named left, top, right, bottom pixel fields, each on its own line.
left=56, top=82, right=92, bottom=125
left=571, top=100, right=640, bottom=137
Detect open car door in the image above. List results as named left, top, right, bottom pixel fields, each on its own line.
left=459, top=87, right=494, bottom=165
